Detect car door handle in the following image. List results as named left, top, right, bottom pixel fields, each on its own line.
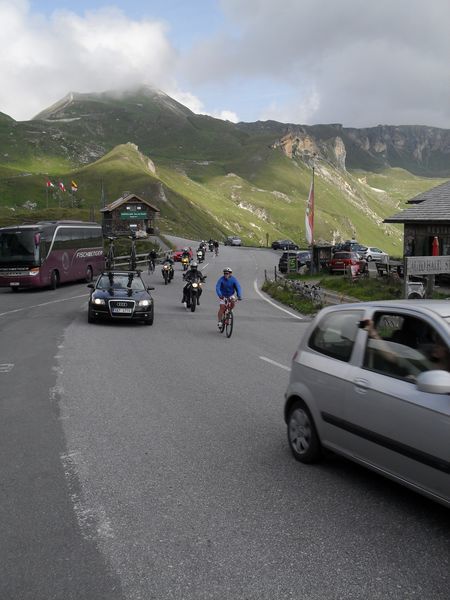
left=353, top=377, right=370, bottom=392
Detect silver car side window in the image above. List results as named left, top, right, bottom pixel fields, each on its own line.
left=362, top=312, right=447, bottom=379
left=309, top=310, right=362, bottom=362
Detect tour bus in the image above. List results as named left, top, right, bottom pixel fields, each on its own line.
left=0, top=221, right=104, bottom=290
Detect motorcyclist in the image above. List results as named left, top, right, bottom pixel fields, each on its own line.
left=197, top=245, right=206, bottom=261
left=162, top=254, right=174, bottom=281
left=215, top=267, right=242, bottom=327
left=182, top=261, right=206, bottom=304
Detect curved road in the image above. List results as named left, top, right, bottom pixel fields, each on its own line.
left=0, top=241, right=448, bottom=600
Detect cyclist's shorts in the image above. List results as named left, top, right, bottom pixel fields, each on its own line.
left=219, top=294, right=237, bottom=305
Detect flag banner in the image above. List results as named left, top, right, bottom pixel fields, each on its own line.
left=46, top=180, right=54, bottom=188
left=71, top=180, right=78, bottom=192
left=58, top=182, right=66, bottom=192
left=305, top=178, right=314, bottom=245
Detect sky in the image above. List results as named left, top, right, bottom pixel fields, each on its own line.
left=1, top=0, right=450, bottom=128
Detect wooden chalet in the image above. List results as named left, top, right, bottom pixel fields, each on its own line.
left=100, top=192, right=160, bottom=236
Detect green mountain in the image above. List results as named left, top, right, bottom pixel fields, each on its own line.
left=0, top=85, right=448, bottom=254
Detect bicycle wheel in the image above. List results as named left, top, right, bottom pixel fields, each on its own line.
left=218, top=317, right=225, bottom=333
left=225, top=310, right=234, bottom=338
left=106, top=252, right=114, bottom=270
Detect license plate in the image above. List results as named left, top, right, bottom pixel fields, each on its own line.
left=112, top=308, right=133, bottom=314
left=10, top=282, right=20, bottom=287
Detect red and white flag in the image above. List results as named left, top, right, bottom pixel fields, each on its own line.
left=46, top=180, right=54, bottom=188
left=58, top=182, right=66, bottom=192
left=305, top=178, right=314, bottom=245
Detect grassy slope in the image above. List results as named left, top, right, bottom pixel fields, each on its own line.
left=0, top=88, right=447, bottom=251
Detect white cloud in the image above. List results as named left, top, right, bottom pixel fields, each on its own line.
left=170, top=89, right=239, bottom=122
left=183, top=0, right=450, bottom=127
left=0, top=1, right=176, bottom=120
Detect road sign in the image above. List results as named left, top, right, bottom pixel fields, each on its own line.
left=406, top=256, right=450, bottom=276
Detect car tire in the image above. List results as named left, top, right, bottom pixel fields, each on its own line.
left=366, top=255, right=372, bottom=262
left=50, top=270, right=59, bottom=290
left=287, top=400, right=322, bottom=463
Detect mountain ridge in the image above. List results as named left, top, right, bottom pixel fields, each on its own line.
left=0, top=86, right=448, bottom=252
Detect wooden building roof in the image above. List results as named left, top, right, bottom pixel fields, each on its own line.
left=384, top=180, right=450, bottom=224
left=100, top=192, right=160, bottom=214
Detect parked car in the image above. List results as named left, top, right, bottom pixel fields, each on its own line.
left=284, top=300, right=450, bottom=507
left=329, top=251, right=367, bottom=274
left=278, top=250, right=311, bottom=274
left=224, top=236, right=242, bottom=246
left=172, top=247, right=193, bottom=262
left=363, top=246, right=388, bottom=262
left=272, top=239, right=300, bottom=250
left=87, top=271, right=154, bottom=325
left=333, top=241, right=367, bottom=258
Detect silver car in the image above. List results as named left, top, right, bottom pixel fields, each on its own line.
left=284, top=300, right=450, bottom=507
left=363, top=246, right=388, bottom=261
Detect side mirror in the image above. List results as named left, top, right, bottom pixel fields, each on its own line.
left=416, top=370, right=450, bottom=394
left=203, top=275, right=207, bottom=279
left=87, top=283, right=94, bottom=289
left=147, top=286, right=155, bottom=291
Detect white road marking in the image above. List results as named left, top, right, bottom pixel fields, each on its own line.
left=0, top=294, right=87, bottom=318
left=0, top=363, right=14, bottom=373
left=259, top=356, right=291, bottom=371
left=253, top=279, right=304, bottom=320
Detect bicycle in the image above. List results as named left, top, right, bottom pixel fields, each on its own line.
left=218, top=296, right=236, bottom=338
left=129, top=234, right=137, bottom=271
left=105, top=236, right=116, bottom=270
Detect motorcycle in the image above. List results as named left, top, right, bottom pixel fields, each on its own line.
left=181, top=256, right=189, bottom=271
left=208, top=242, right=214, bottom=252
left=196, top=249, right=204, bottom=263
left=162, top=262, right=174, bottom=284
left=184, top=275, right=206, bottom=312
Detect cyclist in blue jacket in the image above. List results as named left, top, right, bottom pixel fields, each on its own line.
left=215, top=267, right=242, bottom=328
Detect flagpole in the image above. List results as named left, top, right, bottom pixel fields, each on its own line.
left=311, top=162, right=315, bottom=274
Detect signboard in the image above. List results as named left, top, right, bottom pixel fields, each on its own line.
left=406, top=255, right=450, bottom=275
left=288, top=256, right=297, bottom=272
left=120, top=211, right=147, bottom=220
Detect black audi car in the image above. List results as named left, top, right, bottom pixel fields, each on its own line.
left=87, top=271, right=154, bottom=325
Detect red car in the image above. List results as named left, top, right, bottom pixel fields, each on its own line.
left=172, top=247, right=193, bottom=262
left=329, top=251, right=367, bottom=275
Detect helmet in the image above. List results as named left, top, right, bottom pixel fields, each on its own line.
left=190, top=261, right=198, bottom=269
left=223, top=267, right=232, bottom=274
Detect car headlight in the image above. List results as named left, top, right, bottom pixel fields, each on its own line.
left=139, top=299, right=151, bottom=307
left=93, top=298, right=106, bottom=305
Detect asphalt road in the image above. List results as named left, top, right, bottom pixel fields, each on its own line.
left=0, top=241, right=449, bottom=600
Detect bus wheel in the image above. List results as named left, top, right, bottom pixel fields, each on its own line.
left=85, top=266, right=93, bottom=283
left=50, top=270, right=59, bottom=290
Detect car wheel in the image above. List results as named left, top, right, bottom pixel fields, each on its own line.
left=287, top=400, right=322, bottom=463
left=85, top=266, right=93, bottom=283
left=50, top=270, right=59, bottom=290
left=366, top=255, right=372, bottom=262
